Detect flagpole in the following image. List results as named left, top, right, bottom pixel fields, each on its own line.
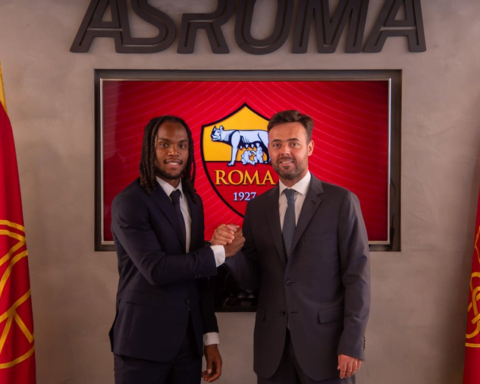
left=0, top=61, right=6, bottom=113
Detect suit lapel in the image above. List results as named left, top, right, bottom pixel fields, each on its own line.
left=265, top=185, right=287, bottom=264
left=150, top=182, right=185, bottom=249
left=290, top=176, right=324, bottom=255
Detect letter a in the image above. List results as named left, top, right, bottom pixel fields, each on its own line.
left=364, top=0, right=426, bottom=52
left=70, top=0, right=123, bottom=52
left=71, top=0, right=175, bottom=53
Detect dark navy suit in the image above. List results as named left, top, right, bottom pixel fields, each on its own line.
left=109, top=179, right=218, bottom=381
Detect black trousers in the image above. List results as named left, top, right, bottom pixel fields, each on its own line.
left=114, top=318, right=201, bottom=384
left=258, top=330, right=355, bottom=384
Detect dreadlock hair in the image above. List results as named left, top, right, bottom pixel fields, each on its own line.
left=139, top=116, right=197, bottom=201
left=267, top=110, right=314, bottom=142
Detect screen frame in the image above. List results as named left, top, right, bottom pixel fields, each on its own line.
left=94, top=69, right=401, bottom=253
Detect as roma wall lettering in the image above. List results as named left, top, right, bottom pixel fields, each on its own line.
left=71, top=0, right=426, bottom=54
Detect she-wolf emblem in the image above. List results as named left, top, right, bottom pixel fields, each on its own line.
left=210, top=125, right=270, bottom=166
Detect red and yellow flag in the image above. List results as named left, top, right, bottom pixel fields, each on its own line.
left=464, top=191, right=480, bottom=383
left=0, top=62, right=36, bottom=383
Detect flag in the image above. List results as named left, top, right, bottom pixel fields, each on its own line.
left=0, top=62, right=36, bottom=383
left=464, top=190, right=480, bottom=383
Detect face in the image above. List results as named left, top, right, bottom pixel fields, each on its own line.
left=268, top=122, right=314, bottom=187
left=154, top=121, right=189, bottom=187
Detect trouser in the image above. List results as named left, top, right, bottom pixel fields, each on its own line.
left=258, top=329, right=355, bottom=384
left=114, top=318, right=201, bottom=384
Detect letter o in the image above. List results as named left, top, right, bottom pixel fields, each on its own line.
left=228, top=170, right=244, bottom=185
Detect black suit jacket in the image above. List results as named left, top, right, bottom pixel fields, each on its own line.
left=226, top=175, right=370, bottom=381
left=109, top=179, right=218, bottom=362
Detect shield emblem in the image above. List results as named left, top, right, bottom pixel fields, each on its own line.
left=201, top=104, right=278, bottom=217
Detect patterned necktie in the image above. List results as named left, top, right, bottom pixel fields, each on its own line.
left=170, top=190, right=186, bottom=251
left=282, top=189, right=296, bottom=258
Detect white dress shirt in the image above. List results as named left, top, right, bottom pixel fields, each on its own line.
left=278, top=172, right=312, bottom=230
left=156, top=177, right=222, bottom=346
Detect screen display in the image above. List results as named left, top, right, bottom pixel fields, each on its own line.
left=101, top=79, right=390, bottom=245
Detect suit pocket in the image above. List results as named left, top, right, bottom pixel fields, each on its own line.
left=318, top=306, right=343, bottom=323
left=123, top=290, right=164, bottom=308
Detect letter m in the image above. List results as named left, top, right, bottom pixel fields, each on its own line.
left=292, top=0, right=369, bottom=53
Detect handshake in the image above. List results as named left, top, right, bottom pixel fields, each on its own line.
left=211, top=224, right=245, bottom=258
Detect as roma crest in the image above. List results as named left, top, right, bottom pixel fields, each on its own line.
left=201, top=104, right=278, bottom=217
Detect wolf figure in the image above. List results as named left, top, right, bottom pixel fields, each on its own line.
left=211, top=125, right=270, bottom=166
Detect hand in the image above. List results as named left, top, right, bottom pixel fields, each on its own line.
left=224, top=228, right=245, bottom=258
left=211, top=224, right=239, bottom=246
left=337, top=354, right=362, bottom=378
left=202, top=344, right=222, bottom=382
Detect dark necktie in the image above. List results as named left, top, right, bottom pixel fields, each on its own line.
left=282, top=189, right=296, bottom=258
left=170, top=190, right=186, bottom=251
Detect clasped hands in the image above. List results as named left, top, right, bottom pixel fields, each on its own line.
left=211, top=224, right=244, bottom=257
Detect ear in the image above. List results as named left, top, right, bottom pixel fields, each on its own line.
left=219, top=125, right=224, bottom=131
left=308, top=140, right=314, bottom=156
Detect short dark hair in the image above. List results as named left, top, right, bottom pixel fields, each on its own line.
left=139, top=116, right=196, bottom=200
left=267, top=110, right=314, bottom=141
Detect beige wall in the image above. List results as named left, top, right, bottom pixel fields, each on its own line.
left=0, top=0, right=478, bottom=383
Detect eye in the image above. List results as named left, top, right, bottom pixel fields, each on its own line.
left=158, top=142, right=168, bottom=148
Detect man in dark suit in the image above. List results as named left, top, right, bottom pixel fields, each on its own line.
left=214, top=110, right=370, bottom=384
left=110, top=116, right=244, bottom=384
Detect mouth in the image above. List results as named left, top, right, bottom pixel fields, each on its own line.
left=278, top=158, right=295, bottom=165
left=164, top=159, right=183, bottom=168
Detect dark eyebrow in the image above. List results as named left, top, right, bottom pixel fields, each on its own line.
left=271, top=138, right=300, bottom=142
left=156, top=138, right=189, bottom=143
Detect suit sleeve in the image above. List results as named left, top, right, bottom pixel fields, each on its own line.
left=196, top=278, right=219, bottom=334
left=195, top=198, right=219, bottom=335
left=337, top=191, right=371, bottom=360
left=224, top=200, right=261, bottom=292
left=111, top=193, right=217, bottom=287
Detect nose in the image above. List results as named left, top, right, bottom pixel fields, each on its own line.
left=279, top=143, right=290, bottom=155
left=169, top=145, right=179, bottom=155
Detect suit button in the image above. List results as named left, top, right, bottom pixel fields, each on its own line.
left=285, top=280, right=292, bottom=285
left=185, top=299, right=190, bottom=304
left=281, top=311, right=286, bottom=316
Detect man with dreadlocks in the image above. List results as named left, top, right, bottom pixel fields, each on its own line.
left=109, top=116, right=244, bottom=384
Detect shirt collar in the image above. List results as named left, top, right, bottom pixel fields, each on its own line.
left=278, top=171, right=311, bottom=197
left=156, top=176, right=184, bottom=198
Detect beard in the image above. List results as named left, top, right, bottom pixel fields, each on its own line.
left=272, top=157, right=306, bottom=180
left=155, top=165, right=183, bottom=181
